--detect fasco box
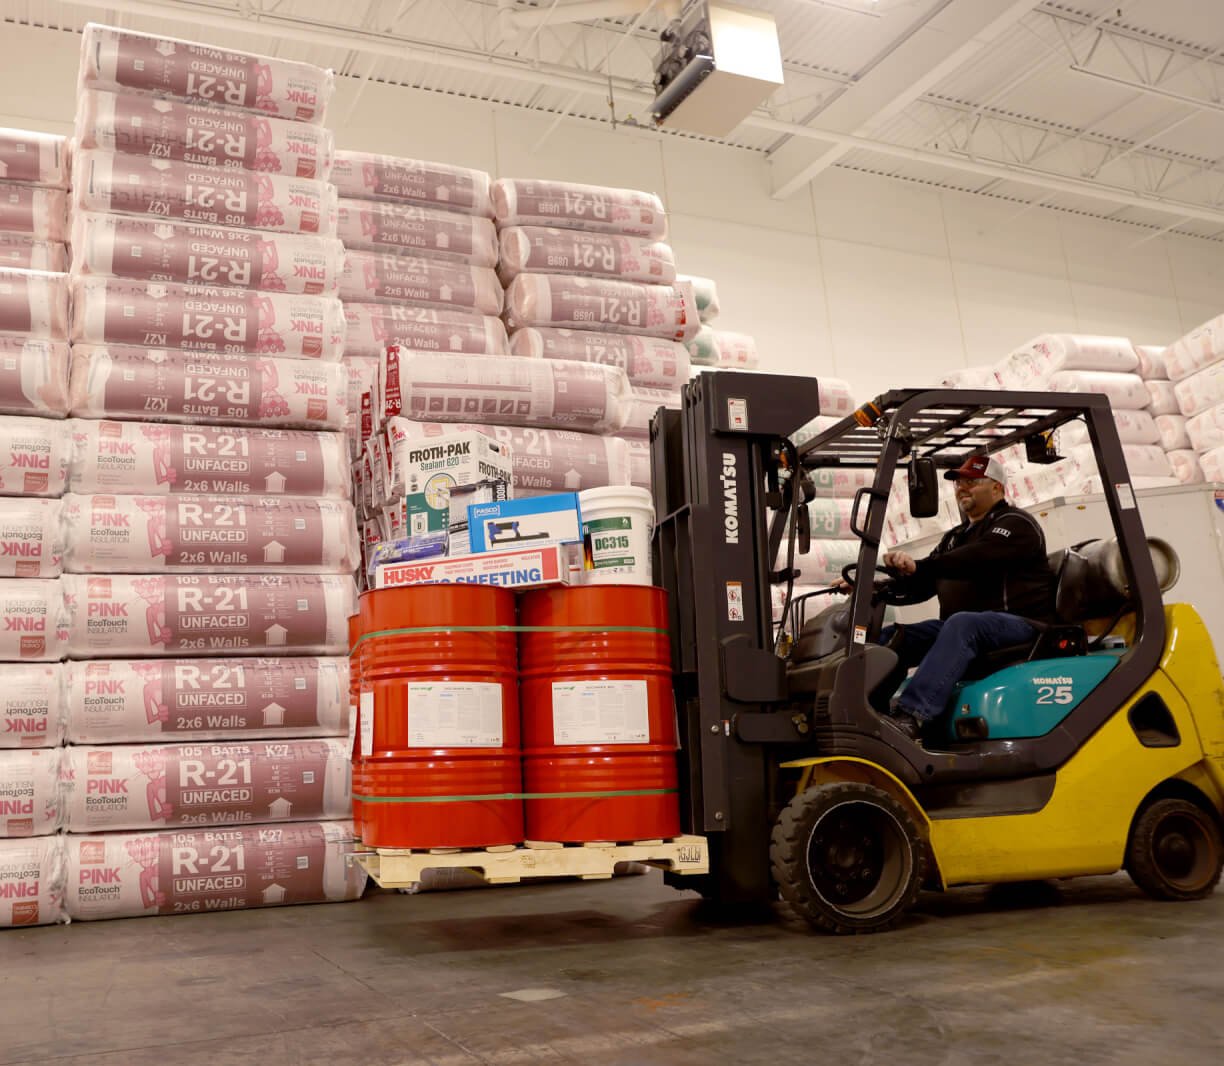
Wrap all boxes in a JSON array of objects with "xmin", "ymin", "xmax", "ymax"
[
  {"xmin": 373, "ymin": 545, "xmax": 573, "ymax": 589},
  {"xmin": 467, "ymin": 494, "xmax": 582, "ymax": 554}
]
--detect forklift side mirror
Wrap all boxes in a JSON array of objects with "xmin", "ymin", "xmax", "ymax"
[{"xmin": 908, "ymin": 457, "xmax": 940, "ymax": 518}]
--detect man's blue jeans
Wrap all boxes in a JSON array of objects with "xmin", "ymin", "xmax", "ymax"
[{"xmin": 880, "ymin": 612, "xmax": 1038, "ymax": 722}]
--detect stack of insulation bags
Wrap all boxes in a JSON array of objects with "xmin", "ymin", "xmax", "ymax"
[
  {"xmin": 0, "ymin": 127, "xmax": 72, "ymax": 929},
  {"xmin": 2, "ymin": 24, "xmax": 368, "ymax": 929},
  {"xmin": 1160, "ymin": 314, "xmax": 1224, "ymax": 483},
  {"xmin": 680, "ymin": 275, "xmax": 760, "ymax": 371}
]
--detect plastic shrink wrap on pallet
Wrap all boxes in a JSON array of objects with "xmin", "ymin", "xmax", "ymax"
[
  {"xmin": 492, "ymin": 178, "xmax": 667, "ymax": 239},
  {"xmin": 497, "ymin": 226, "xmax": 675, "ymax": 285},
  {"xmin": 0, "ymin": 747, "xmax": 64, "ymax": 836},
  {"xmin": 341, "ymin": 301, "xmax": 507, "ymax": 359},
  {"xmin": 0, "ymin": 580, "xmax": 68, "ymax": 662},
  {"xmin": 0, "ymin": 497, "xmax": 63, "ymax": 578},
  {"xmin": 504, "ymin": 274, "xmax": 698, "ymax": 342},
  {"xmin": 339, "ymin": 249, "xmax": 501, "ymax": 314},
  {"xmin": 0, "ymin": 836, "xmax": 66, "ymax": 926},
  {"xmin": 332, "ymin": 149, "xmax": 491, "ymax": 215},
  {"xmin": 336, "ymin": 199, "xmax": 497, "ymax": 266},
  {"xmin": 0, "ymin": 184, "xmax": 69, "ymax": 241},
  {"xmin": 0, "ymin": 664, "xmax": 65, "ymax": 747},
  {"xmin": 0, "ymin": 416, "xmax": 70, "ymax": 497},
  {"xmin": 508, "ymin": 327, "xmax": 690, "ymax": 389},
  {"xmin": 0, "ymin": 268, "xmax": 69, "ymax": 340},
  {"xmin": 0, "ymin": 337, "xmax": 69, "ymax": 417}
]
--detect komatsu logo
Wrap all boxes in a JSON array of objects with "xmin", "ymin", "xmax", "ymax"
[{"xmin": 720, "ymin": 452, "xmax": 739, "ymax": 545}]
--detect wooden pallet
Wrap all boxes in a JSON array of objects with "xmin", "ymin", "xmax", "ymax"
[{"xmin": 350, "ymin": 834, "xmax": 709, "ymax": 889}]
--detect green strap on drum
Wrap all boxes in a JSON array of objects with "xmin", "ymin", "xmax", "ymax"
[
  {"xmin": 351, "ymin": 623, "xmax": 669, "ymax": 650},
  {"xmin": 353, "ymin": 787, "xmax": 678, "ymax": 804}
]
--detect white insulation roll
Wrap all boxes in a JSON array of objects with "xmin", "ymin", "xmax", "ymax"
[
  {"xmin": 331, "ymin": 149, "xmax": 492, "ymax": 216},
  {"xmin": 1057, "ymin": 409, "xmax": 1160, "ymax": 447},
  {"xmin": 1047, "ymin": 370, "xmax": 1149, "ymax": 410},
  {"xmin": 1145, "ymin": 379, "xmax": 1179, "ymax": 416},
  {"xmin": 687, "ymin": 326, "xmax": 759, "ymax": 368},
  {"xmin": 1134, "ymin": 345, "xmax": 1168, "ymax": 381},
  {"xmin": 497, "ymin": 226, "xmax": 676, "ymax": 285},
  {"xmin": 69, "ymin": 345, "xmax": 348, "ymax": 430},
  {"xmin": 0, "ymin": 497, "xmax": 63, "ymax": 578},
  {"xmin": 62, "ymin": 739, "xmax": 351, "ymax": 832},
  {"xmin": 0, "ymin": 128, "xmax": 68, "ymax": 187},
  {"xmin": 76, "ymin": 89, "xmax": 335, "ymax": 179},
  {"xmin": 505, "ymin": 274, "xmax": 698, "ymax": 342},
  {"xmin": 0, "ymin": 747, "xmax": 64, "ymax": 836},
  {"xmin": 1154, "ymin": 414, "xmax": 1190, "ymax": 452},
  {"xmin": 508, "ymin": 327, "xmax": 690, "ymax": 389},
  {"xmin": 0, "ymin": 237, "xmax": 68, "ymax": 272},
  {"xmin": 0, "ymin": 580, "xmax": 67, "ymax": 663},
  {"xmin": 62, "ymin": 573, "xmax": 356, "ymax": 659},
  {"xmin": 67, "ymin": 420, "xmax": 351, "ymax": 498},
  {"xmin": 1166, "ymin": 315, "xmax": 1224, "ymax": 383},
  {"xmin": 336, "ymin": 199, "xmax": 498, "ymax": 266},
  {"xmin": 72, "ymin": 213, "xmax": 344, "ymax": 295},
  {"xmin": 75, "ymin": 150, "xmax": 338, "ymax": 235},
  {"xmin": 1017, "ymin": 334, "xmax": 1139, "ymax": 375},
  {"xmin": 802, "ymin": 539, "xmax": 861, "ymax": 584},
  {"xmin": 1173, "ymin": 360, "xmax": 1224, "ymax": 418},
  {"xmin": 79, "ymin": 23, "xmax": 335, "ymax": 124},
  {"xmin": 1200, "ymin": 445, "xmax": 1224, "ymax": 483},
  {"xmin": 394, "ymin": 352, "xmax": 630, "ymax": 433},
  {"xmin": 492, "ymin": 178, "xmax": 667, "ymax": 239},
  {"xmin": 339, "ymin": 249, "xmax": 502, "ymax": 314},
  {"xmin": 618, "ymin": 385, "xmax": 681, "ymax": 440},
  {"xmin": 0, "ymin": 663, "xmax": 65, "ymax": 747},
  {"xmin": 1168, "ymin": 449, "xmax": 1204, "ymax": 485},
  {"xmin": 1067, "ymin": 442, "xmax": 1173, "ymax": 479},
  {"xmin": 0, "ymin": 337, "xmax": 69, "ymax": 417},
  {"xmin": 64, "ymin": 821, "xmax": 364, "ymax": 921},
  {"xmin": 343, "ymin": 302, "xmax": 507, "ymax": 359},
  {"xmin": 0, "ymin": 183, "xmax": 68, "ymax": 241},
  {"xmin": 0, "ymin": 835, "xmax": 66, "ymax": 926},
  {"xmin": 70, "ymin": 276, "xmax": 346, "ymax": 360},
  {"xmin": 0, "ymin": 267, "xmax": 69, "ymax": 341},
  {"xmin": 0, "ymin": 416, "xmax": 70, "ymax": 497},
  {"xmin": 65, "ymin": 657, "xmax": 348, "ymax": 744},
  {"xmin": 678, "ymin": 274, "xmax": 720, "ymax": 323},
  {"xmin": 1186, "ymin": 403, "xmax": 1224, "ymax": 453}
]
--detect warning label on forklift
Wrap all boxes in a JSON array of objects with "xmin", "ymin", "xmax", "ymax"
[
  {"xmin": 726, "ymin": 581, "xmax": 744, "ymax": 622},
  {"xmin": 552, "ymin": 680, "xmax": 649, "ymax": 745},
  {"xmin": 406, "ymin": 682, "xmax": 504, "ymax": 748},
  {"xmin": 727, "ymin": 398, "xmax": 748, "ymax": 431},
  {"xmin": 1115, "ymin": 483, "xmax": 1136, "ymax": 509}
]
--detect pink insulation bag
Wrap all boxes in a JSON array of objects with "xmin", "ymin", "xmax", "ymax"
[
  {"xmin": 342, "ymin": 301, "xmax": 507, "ymax": 358},
  {"xmin": 0, "ymin": 416, "xmax": 70, "ymax": 497},
  {"xmin": 508, "ymin": 326, "xmax": 690, "ymax": 389},
  {"xmin": 0, "ymin": 497, "xmax": 64, "ymax": 578},
  {"xmin": 0, "ymin": 237, "xmax": 68, "ymax": 272},
  {"xmin": 0, "ymin": 337, "xmax": 70, "ymax": 417},
  {"xmin": 331, "ymin": 149, "xmax": 492, "ymax": 215},
  {"xmin": 0, "ymin": 747, "xmax": 64, "ymax": 836},
  {"xmin": 492, "ymin": 178, "xmax": 667, "ymax": 239},
  {"xmin": 0, "ymin": 184, "xmax": 69, "ymax": 241},
  {"xmin": 0, "ymin": 664, "xmax": 65, "ymax": 747},
  {"xmin": 0, "ymin": 836, "xmax": 67, "ymax": 926},
  {"xmin": 0, "ymin": 580, "xmax": 69, "ymax": 662},
  {"xmin": 504, "ymin": 274, "xmax": 698, "ymax": 342},
  {"xmin": 0, "ymin": 268, "xmax": 70, "ymax": 341},
  {"xmin": 339, "ymin": 249, "xmax": 502, "ymax": 314},
  {"xmin": 335, "ymin": 199, "xmax": 498, "ymax": 266},
  {"xmin": 0, "ymin": 129, "xmax": 69, "ymax": 187},
  {"xmin": 498, "ymin": 226, "xmax": 675, "ymax": 285}
]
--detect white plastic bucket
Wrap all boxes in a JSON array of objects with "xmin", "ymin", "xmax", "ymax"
[{"xmin": 578, "ymin": 486, "xmax": 654, "ymax": 586}]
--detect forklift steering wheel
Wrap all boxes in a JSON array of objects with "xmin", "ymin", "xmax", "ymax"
[{"xmin": 840, "ymin": 563, "xmax": 900, "ymax": 588}]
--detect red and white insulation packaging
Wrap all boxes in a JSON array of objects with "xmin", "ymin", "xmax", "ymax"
[
  {"xmin": 0, "ymin": 236, "xmax": 68, "ymax": 272},
  {"xmin": 0, "ymin": 268, "xmax": 69, "ymax": 341},
  {"xmin": 497, "ymin": 226, "xmax": 676, "ymax": 285},
  {"xmin": 0, "ymin": 129, "xmax": 69, "ymax": 188},
  {"xmin": 392, "ymin": 352, "xmax": 631, "ymax": 433},
  {"xmin": 509, "ymin": 326, "xmax": 690, "ymax": 389},
  {"xmin": 64, "ymin": 821, "xmax": 364, "ymax": 922},
  {"xmin": 76, "ymin": 89, "xmax": 335, "ymax": 179},
  {"xmin": 335, "ymin": 199, "xmax": 497, "ymax": 266},
  {"xmin": 625, "ymin": 438, "xmax": 650, "ymax": 489},
  {"xmin": 78, "ymin": 22, "xmax": 335, "ymax": 124},
  {"xmin": 1160, "ymin": 315, "xmax": 1224, "ymax": 383},
  {"xmin": 70, "ymin": 276, "xmax": 346, "ymax": 360},
  {"xmin": 342, "ymin": 301, "xmax": 507, "ymax": 359},
  {"xmin": 67, "ymin": 420, "xmax": 351, "ymax": 498},
  {"xmin": 0, "ymin": 580, "xmax": 69, "ymax": 663},
  {"xmin": 492, "ymin": 178, "xmax": 667, "ymax": 239},
  {"xmin": 75, "ymin": 150, "xmax": 338, "ymax": 235},
  {"xmin": 62, "ymin": 573, "xmax": 356, "ymax": 659},
  {"xmin": 339, "ymin": 248, "xmax": 502, "ymax": 314},
  {"xmin": 0, "ymin": 836, "xmax": 67, "ymax": 926},
  {"xmin": 62, "ymin": 739, "xmax": 351, "ymax": 832},
  {"xmin": 62, "ymin": 494, "xmax": 359, "ymax": 575},
  {"xmin": 618, "ymin": 385, "xmax": 682, "ymax": 440},
  {"xmin": 64, "ymin": 657, "xmax": 349, "ymax": 744},
  {"xmin": 0, "ymin": 747, "xmax": 64, "ymax": 836},
  {"xmin": 0, "ymin": 183, "xmax": 69, "ymax": 241},
  {"xmin": 0, "ymin": 416, "xmax": 71, "ymax": 497},
  {"xmin": 0, "ymin": 497, "xmax": 64, "ymax": 578},
  {"xmin": 0, "ymin": 337, "xmax": 70, "ymax": 417},
  {"xmin": 69, "ymin": 346, "xmax": 348, "ymax": 430},
  {"xmin": 72, "ymin": 213, "xmax": 344, "ymax": 295},
  {"xmin": 0, "ymin": 664, "xmax": 66, "ymax": 747},
  {"xmin": 331, "ymin": 149, "xmax": 492, "ymax": 216},
  {"xmin": 504, "ymin": 274, "xmax": 699, "ymax": 342}
]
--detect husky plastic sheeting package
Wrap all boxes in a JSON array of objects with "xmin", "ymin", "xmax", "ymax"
[
  {"xmin": 0, "ymin": 337, "xmax": 70, "ymax": 417},
  {"xmin": 70, "ymin": 277, "xmax": 346, "ymax": 360},
  {"xmin": 508, "ymin": 327, "xmax": 690, "ymax": 389},
  {"xmin": 1165, "ymin": 314, "xmax": 1224, "ymax": 383},
  {"xmin": 0, "ymin": 237, "xmax": 68, "ymax": 272},
  {"xmin": 62, "ymin": 739, "xmax": 350, "ymax": 832},
  {"xmin": 62, "ymin": 495, "xmax": 358, "ymax": 574},
  {"xmin": 0, "ymin": 268, "xmax": 69, "ymax": 341},
  {"xmin": 1047, "ymin": 370, "xmax": 1149, "ymax": 409},
  {"xmin": 0, "ymin": 747, "xmax": 64, "ymax": 836},
  {"xmin": 0, "ymin": 498, "xmax": 64, "ymax": 578},
  {"xmin": 0, "ymin": 664, "xmax": 65, "ymax": 747},
  {"xmin": 79, "ymin": 23, "xmax": 335, "ymax": 124},
  {"xmin": 72, "ymin": 213, "xmax": 344, "ymax": 295},
  {"xmin": 76, "ymin": 89, "xmax": 335, "ymax": 178},
  {"xmin": 336, "ymin": 199, "xmax": 498, "ymax": 266},
  {"xmin": 69, "ymin": 345, "xmax": 348, "ymax": 429},
  {"xmin": 0, "ymin": 416, "xmax": 70, "ymax": 497},
  {"xmin": 68, "ymin": 420, "xmax": 351, "ymax": 498},
  {"xmin": 504, "ymin": 274, "xmax": 698, "ymax": 342},
  {"xmin": 75, "ymin": 151, "xmax": 338, "ymax": 235},
  {"xmin": 331, "ymin": 150, "xmax": 492, "ymax": 215},
  {"xmin": 1173, "ymin": 360, "xmax": 1224, "ymax": 418},
  {"xmin": 62, "ymin": 573, "xmax": 356, "ymax": 658},
  {"xmin": 0, "ymin": 129, "xmax": 69, "ymax": 187},
  {"xmin": 497, "ymin": 226, "xmax": 676, "ymax": 285},
  {"xmin": 0, "ymin": 835, "xmax": 66, "ymax": 926},
  {"xmin": 64, "ymin": 821, "xmax": 364, "ymax": 921},
  {"xmin": 65, "ymin": 657, "xmax": 348, "ymax": 743},
  {"xmin": 339, "ymin": 249, "xmax": 502, "ymax": 314},
  {"xmin": 678, "ymin": 274, "xmax": 720, "ymax": 323},
  {"xmin": 342, "ymin": 301, "xmax": 507, "ymax": 359},
  {"xmin": 0, "ymin": 580, "xmax": 68, "ymax": 663},
  {"xmin": 0, "ymin": 184, "xmax": 69, "ymax": 241},
  {"xmin": 492, "ymin": 179, "xmax": 667, "ymax": 239},
  {"xmin": 393, "ymin": 352, "xmax": 630, "ymax": 433},
  {"xmin": 618, "ymin": 385, "xmax": 681, "ymax": 439}
]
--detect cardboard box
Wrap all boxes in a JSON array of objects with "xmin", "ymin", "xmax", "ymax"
[
  {"xmin": 467, "ymin": 493, "xmax": 582, "ymax": 554},
  {"xmin": 385, "ymin": 425, "xmax": 514, "ymax": 501},
  {"xmin": 373, "ymin": 545, "xmax": 574, "ymax": 589}
]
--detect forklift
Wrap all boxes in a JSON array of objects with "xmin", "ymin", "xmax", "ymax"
[{"xmin": 649, "ymin": 372, "xmax": 1224, "ymax": 933}]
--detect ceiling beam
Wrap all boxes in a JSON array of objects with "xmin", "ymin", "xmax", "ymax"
[{"xmin": 767, "ymin": 0, "xmax": 1043, "ymax": 200}]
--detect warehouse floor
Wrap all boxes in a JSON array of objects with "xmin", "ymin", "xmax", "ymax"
[{"xmin": 4, "ymin": 871, "xmax": 1222, "ymax": 1065}]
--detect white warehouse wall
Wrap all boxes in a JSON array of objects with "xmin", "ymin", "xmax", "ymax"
[{"xmin": 3, "ymin": 22, "xmax": 1223, "ymax": 402}]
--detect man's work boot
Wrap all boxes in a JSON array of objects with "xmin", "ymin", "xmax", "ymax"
[{"xmin": 883, "ymin": 708, "xmax": 923, "ymax": 742}]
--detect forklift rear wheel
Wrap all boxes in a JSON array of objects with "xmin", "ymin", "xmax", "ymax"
[
  {"xmin": 770, "ymin": 782, "xmax": 926, "ymax": 934},
  {"xmin": 1125, "ymin": 798, "xmax": 1224, "ymax": 901}
]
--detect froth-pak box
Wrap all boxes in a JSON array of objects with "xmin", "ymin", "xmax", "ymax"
[{"xmin": 387, "ymin": 429, "xmax": 514, "ymax": 535}]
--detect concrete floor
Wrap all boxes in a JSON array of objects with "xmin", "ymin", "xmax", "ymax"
[{"xmin": 2, "ymin": 872, "xmax": 1222, "ymax": 1066}]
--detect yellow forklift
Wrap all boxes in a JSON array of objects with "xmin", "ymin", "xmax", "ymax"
[{"xmin": 649, "ymin": 374, "xmax": 1224, "ymax": 932}]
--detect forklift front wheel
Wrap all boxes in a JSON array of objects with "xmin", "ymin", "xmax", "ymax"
[
  {"xmin": 770, "ymin": 782, "xmax": 926, "ymax": 935},
  {"xmin": 1125, "ymin": 798, "xmax": 1224, "ymax": 901}
]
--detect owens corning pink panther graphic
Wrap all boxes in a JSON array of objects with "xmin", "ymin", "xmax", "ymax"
[
  {"xmin": 130, "ymin": 748, "xmax": 170, "ymax": 822},
  {"xmin": 123, "ymin": 835, "xmax": 164, "ymax": 909}
]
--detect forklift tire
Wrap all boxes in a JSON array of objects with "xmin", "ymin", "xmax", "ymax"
[
  {"xmin": 1125, "ymin": 798, "xmax": 1224, "ymax": 901},
  {"xmin": 770, "ymin": 782, "xmax": 926, "ymax": 934}
]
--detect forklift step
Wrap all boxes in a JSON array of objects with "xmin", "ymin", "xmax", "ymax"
[{"xmin": 350, "ymin": 835, "xmax": 709, "ymax": 889}]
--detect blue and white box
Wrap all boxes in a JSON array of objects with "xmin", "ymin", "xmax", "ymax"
[{"xmin": 467, "ymin": 494, "xmax": 583, "ymax": 554}]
